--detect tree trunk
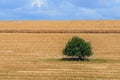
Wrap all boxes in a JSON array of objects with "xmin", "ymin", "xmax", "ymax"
[{"xmin": 78, "ymin": 57, "xmax": 84, "ymax": 61}]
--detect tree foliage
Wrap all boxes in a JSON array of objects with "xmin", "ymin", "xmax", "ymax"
[{"xmin": 62, "ymin": 36, "xmax": 93, "ymax": 60}]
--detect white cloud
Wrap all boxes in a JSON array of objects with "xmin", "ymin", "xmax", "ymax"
[
  {"xmin": 31, "ymin": 0, "xmax": 47, "ymax": 8},
  {"xmin": 75, "ymin": 8, "xmax": 105, "ymax": 19},
  {"xmin": 0, "ymin": 0, "xmax": 120, "ymax": 20}
]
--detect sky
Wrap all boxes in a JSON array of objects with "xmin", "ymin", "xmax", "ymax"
[{"xmin": 0, "ymin": 0, "xmax": 120, "ymax": 20}]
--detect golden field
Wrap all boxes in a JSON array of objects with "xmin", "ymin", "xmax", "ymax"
[
  {"xmin": 0, "ymin": 21, "xmax": 120, "ymax": 80},
  {"xmin": 0, "ymin": 20, "xmax": 120, "ymax": 31}
]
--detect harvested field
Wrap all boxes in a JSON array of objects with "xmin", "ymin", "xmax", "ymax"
[
  {"xmin": 0, "ymin": 21, "xmax": 120, "ymax": 31},
  {"xmin": 0, "ymin": 21, "xmax": 120, "ymax": 80}
]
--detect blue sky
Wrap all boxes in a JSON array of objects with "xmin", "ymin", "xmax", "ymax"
[{"xmin": 0, "ymin": 0, "xmax": 120, "ymax": 20}]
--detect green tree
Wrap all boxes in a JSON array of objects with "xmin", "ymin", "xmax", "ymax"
[{"xmin": 62, "ymin": 36, "xmax": 93, "ymax": 60}]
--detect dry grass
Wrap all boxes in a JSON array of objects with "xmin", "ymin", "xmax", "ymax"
[
  {"xmin": 0, "ymin": 21, "xmax": 120, "ymax": 31},
  {"xmin": 0, "ymin": 21, "xmax": 120, "ymax": 80}
]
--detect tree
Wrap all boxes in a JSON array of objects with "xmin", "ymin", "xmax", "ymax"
[{"xmin": 62, "ymin": 36, "xmax": 93, "ymax": 60}]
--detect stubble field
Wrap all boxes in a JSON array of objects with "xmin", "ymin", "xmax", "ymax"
[{"xmin": 0, "ymin": 21, "xmax": 120, "ymax": 80}]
